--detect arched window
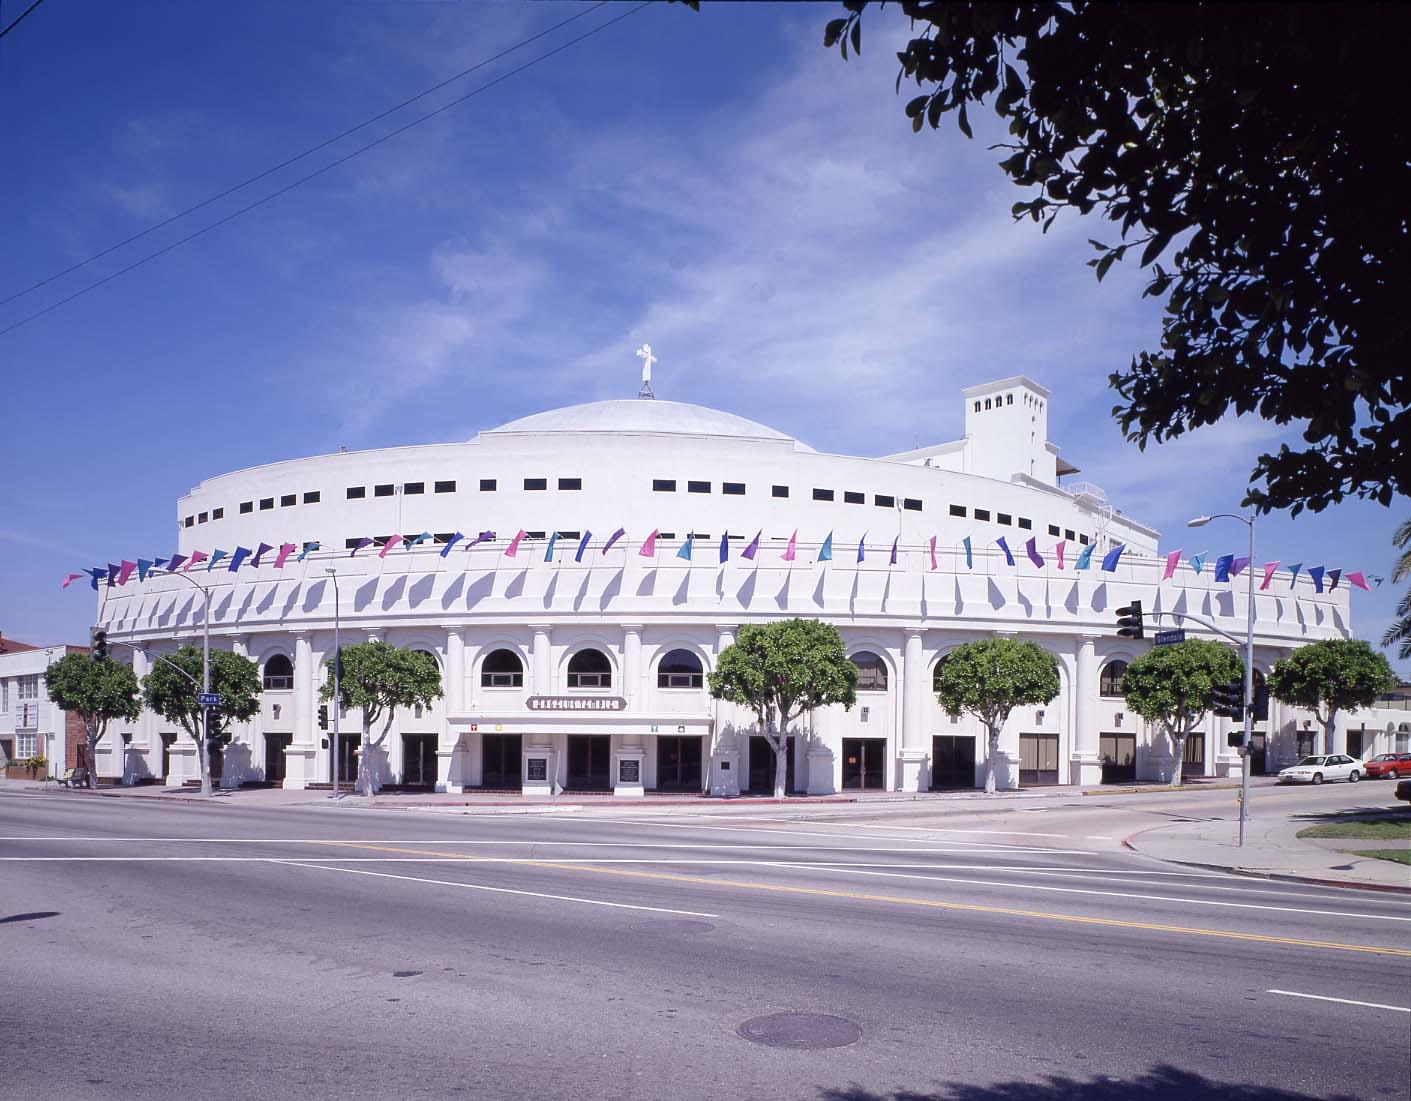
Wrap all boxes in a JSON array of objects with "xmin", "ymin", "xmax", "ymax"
[
  {"xmin": 263, "ymin": 653, "xmax": 293, "ymax": 691},
  {"xmin": 658, "ymin": 649, "xmax": 704, "ymax": 689},
  {"xmin": 567, "ymin": 648, "xmax": 612, "ymax": 689},
  {"xmin": 1099, "ymin": 660, "xmax": 1128, "ymax": 698},
  {"xmin": 481, "ymin": 648, "xmax": 524, "ymax": 688},
  {"xmin": 932, "ymin": 655, "xmax": 949, "ymax": 694},
  {"xmin": 852, "ymin": 651, "xmax": 889, "ymax": 692}
]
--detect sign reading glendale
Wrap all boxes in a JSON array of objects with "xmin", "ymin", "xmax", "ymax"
[{"xmin": 526, "ymin": 695, "xmax": 628, "ymax": 712}]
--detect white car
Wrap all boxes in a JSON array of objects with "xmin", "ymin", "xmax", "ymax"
[{"xmin": 1277, "ymin": 754, "xmax": 1362, "ymax": 784}]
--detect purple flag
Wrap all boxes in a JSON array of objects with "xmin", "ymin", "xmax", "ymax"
[
  {"xmin": 576, "ymin": 531, "xmax": 592, "ymax": 563},
  {"xmin": 251, "ymin": 543, "xmax": 274, "ymax": 568},
  {"xmin": 1327, "ymin": 568, "xmax": 1342, "ymax": 591},
  {"xmin": 350, "ymin": 537, "xmax": 374, "ymax": 557},
  {"xmin": 742, "ymin": 530, "xmax": 761, "ymax": 560},
  {"xmin": 1230, "ymin": 556, "xmax": 1251, "ymax": 577},
  {"xmin": 1025, "ymin": 537, "xmax": 1045, "ymax": 568},
  {"xmin": 106, "ymin": 563, "xmax": 120, "ymax": 586},
  {"xmin": 602, "ymin": 527, "xmax": 625, "ymax": 554},
  {"xmin": 168, "ymin": 554, "xmax": 188, "ymax": 573}
]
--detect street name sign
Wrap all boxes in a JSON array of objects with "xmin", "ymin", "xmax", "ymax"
[
  {"xmin": 197, "ymin": 692, "xmax": 221, "ymax": 707},
  {"xmin": 1153, "ymin": 629, "xmax": 1186, "ymax": 647}
]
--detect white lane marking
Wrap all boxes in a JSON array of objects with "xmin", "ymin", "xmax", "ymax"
[
  {"xmin": 0, "ymin": 852, "xmax": 1094, "ymax": 864},
  {"xmin": 1267, "ymin": 989, "xmax": 1411, "ymax": 1013},
  {"xmin": 770, "ymin": 864, "xmax": 1411, "ymax": 924},
  {"xmin": 270, "ymin": 860, "xmax": 719, "ymax": 917},
  {"xmin": 851, "ymin": 823, "xmax": 1069, "ymax": 839}
]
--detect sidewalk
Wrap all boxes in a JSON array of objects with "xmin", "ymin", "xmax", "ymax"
[{"xmin": 1124, "ymin": 813, "xmax": 1411, "ymax": 893}]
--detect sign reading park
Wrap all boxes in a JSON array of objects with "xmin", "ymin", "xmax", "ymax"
[{"xmin": 526, "ymin": 695, "xmax": 627, "ymax": 712}]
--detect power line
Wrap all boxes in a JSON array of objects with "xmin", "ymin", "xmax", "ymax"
[
  {"xmin": 0, "ymin": 0, "xmax": 47, "ymax": 41},
  {"xmin": 1, "ymin": 1, "xmax": 610, "ymax": 309},
  {"xmin": 0, "ymin": 1, "xmax": 651, "ymax": 339}
]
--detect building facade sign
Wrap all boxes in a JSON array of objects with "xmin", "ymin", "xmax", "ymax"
[{"xmin": 526, "ymin": 695, "xmax": 628, "ymax": 713}]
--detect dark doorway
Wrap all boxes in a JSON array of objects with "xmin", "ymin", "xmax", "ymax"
[
  {"xmin": 264, "ymin": 734, "xmax": 291, "ymax": 785},
  {"xmin": 402, "ymin": 734, "xmax": 437, "ymax": 788},
  {"xmin": 1182, "ymin": 733, "xmax": 1205, "ymax": 777},
  {"xmin": 330, "ymin": 733, "xmax": 359, "ymax": 785},
  {"xmin": 161, "ymin": 732, "xmax": 176, "ymax": 781},
  {"xmin": 481, "ymin": 733, "xmax": 522, "ymax": 789},
  {"xmin": 1248, "ymin": 732, "xmax": 1267, "ymax": 775},
  {"xmin": 1346, "ymin": 729, "xmax": 1366, "ymax": 759},
  {"xmin": 841, "ymin": 738, "xmax": 886, "ymax": 790},
  {"xmin": 930, "ymin": 735, "xmax": 976, "ymax": 790},
  {"xmin": 567, "ymin": 734, "xmax": 612, "ymax": 791},
  {"xmin": 1099, "ymin": 733, "xmax": 1136, "ymax": 783},
  {"xmin": 748, "ymin": 735, "xmax": 796, "ymax": 795},
  {"xmin": 1019, "ymin": 733, "xmax": 1059, "ymax": 786},
  {"xmin": 655, "ymin": 736, "xmax": 703, "ymax": 792}
]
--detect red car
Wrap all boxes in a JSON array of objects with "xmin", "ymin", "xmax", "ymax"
[{"xmin": 1364, "ymin": 752, "xmax": 1411, "ymax": 779}]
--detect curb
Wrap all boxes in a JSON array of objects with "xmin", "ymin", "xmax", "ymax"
[{"xmin": 1084, "ymin": 782, "xmax": 1243, "ymax": 797}]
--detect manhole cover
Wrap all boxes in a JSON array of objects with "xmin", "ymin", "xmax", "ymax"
[
  {"xmin": 628, "ymin": 919, "xmax": 716, "ymax": 934},
  {"xmin": 737, "ymin": 1012, "xmax": 861, "ymax": 1050}
]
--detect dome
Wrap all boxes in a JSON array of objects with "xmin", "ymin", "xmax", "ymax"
[{"xmin": 481, "ymin": 399, "xmax": 803, "ymax": 445}]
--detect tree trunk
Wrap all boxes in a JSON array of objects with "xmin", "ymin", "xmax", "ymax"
[
  {"xmin": 984, "ymin": 728, "xmax": 1000, "ymax": 794},
  {"xmin": 1169, "ymin": 730, "xmax": 1185, "ymax": 787},
  {"xmin": 197, "ymin": 730, "xmax": 212, "ymax": 798},
  {"xmin": 357, "ymin": 718, "xmax": 374, "ymax": 797},
  {"xmin": 773, "ymin": 733, "xmax": 788, "ymax": 800},
  {"xmin": 1322, "ymin": 713, "xmax": 1337, "ymax": 756},
  {"xmin": 85, "ymin": 717, "xmax": 99, "ymax": 790}
]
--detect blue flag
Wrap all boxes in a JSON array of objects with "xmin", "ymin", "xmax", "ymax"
[
  {"xmin": 1074, "ymin": 544, "xmax": 1095, "ymax": 570},
  {"xmin": 818, "ymin": 532, "xmax": 832, "ymax": 562},
  {"xmin": 718, "ymin": 532, "xmax": 729, "ymax": 564},
  {"xmin": 88, "ymin": 567, "xmax": 105, "ymax": 591},
  {"xmin": 996, "ymin": 537, "xmax": 1014, "ymax": 567},
  {"xmin": 1287, "ymin": 562, "xmax": 1302, "ymax": 588},
  {"xmin": 1309, "ymin": 565, "xmax": 1325, "ymax": 593},
  {"xmin": 677, "ymin": 533, "xmax": 694, "ymax": 561},
  {"xmin": 1189, "ymin": 552, "xmax": 1207, "ymax": 574},
  {"xmin": 137, "ymin": 558, "xmax": 153, "ymax": 582},
  {"xmin": 963, "ymin": 536, "xmax": 973, "ymax": 569},
  {"xmin": 576, "ymin": 531, "xmax": 593, "ymax": 563},
  {"xmin": 1100, "ymin": 544, "xmax": 1126, "ymax": 573},
  {"xmin": 228, "ymin": 547, "xmax": 252, "ymax": 571},
  {"xmin": 441, "ymin": 532, "xmax": 464, "ymax": 557},
  {"xmin": 857, "ymin": 533, "xmax": 867, "ymax": 563},
  {"xmin": 1214, "ymin": 553, "xmax": 1234, "ymax": 582},
  {"xmin": 544, "ymin": 532, "xmax": 559, "ymax": 562},
  {"xmin": 298, "ymin": 542, "xmax": 320, "ymax": 562}
]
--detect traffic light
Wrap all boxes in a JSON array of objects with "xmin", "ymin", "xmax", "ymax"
[
  {"xmin": 1211, "ymin": 680, "xmax": 1244, "ymax": 719},
  {"xmin": 1115, "ymin": 600, "xmax": 1144, "ymax": 639},
  {"xmin": 317, "ymin": 705, "xmax": 329, "ymax": 731},
  {"xmin": 90, "ymin": 628, "xmax": 108, "ymax": 662},
  {"xmin": 1252, "ymin": 682, "xmax": 1269, "ymax": 722}
]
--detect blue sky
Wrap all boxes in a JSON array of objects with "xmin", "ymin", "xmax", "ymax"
[{"xmin": 1, "ymin": 1, "xmax": 1403, "ymax": 673}]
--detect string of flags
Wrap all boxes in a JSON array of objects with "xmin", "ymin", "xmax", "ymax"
[{"xmin": 64, "ymin": 527, "xmax": 1383, "ymax": 597}]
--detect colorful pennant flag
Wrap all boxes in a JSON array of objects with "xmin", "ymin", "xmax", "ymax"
[
  {"xmin": 169, "ymin": 553, "xmax": 188, "ymax": 572},
  {"xmin": 544, "ymin": 532, "xmax": 560, "ymax": 562},
  {"xmin": 274, "ymin": 543, "xmax": 296, "ymax": 569},
  {"xmin": 1074, "ymin": 544, "xmax": 1095, "ymax": 571},
  {"xmin": 379, "ymin": 535, "xmax": 404, "ymax": 558},
  {"xmin": 1055, "ymin": 540, "xmax": 1066, "ymax": 570},
  {"xmin": 117, "ymin": 560, "xmax": 137, "ymax": 585},
  {"xmin": 104, "ymin": 563, "xmax": 119, "ymax": 586},
  {"xmin": 298, "ymin": 541, "xmax": 319, "ymax": 562},
  {"xmin": 718, "ymin": 532, "xmax": 729, "ymax": 565},
  {"xmin": 576, "ymin": 531, "xmax": 592, "ymax": 563},
  {"xmin": 1309, "ymin": 565, "xmax": 1325, "ymax": 593},
  {"xmin": 1163, "ymin": 550, "xmax": 1181, "ymax": 581},
  {"xmin": 61, "ymin": 572, "xmax": 85, "ymax": 589},
  {"xmin": 639, "ymin": 530, "xmax": 659, "ymax": 557},
  {"xmin": 505, "ymin": 531, "xmax": 526, "ymax": 557},
  {"xmin": 929, "ymin": 536, "xmax": 938, "ymax": 571},
  {"xmin": 229, "ymin": 547, "xmax": 252, "ymax": 571},
  {"xmin": 350, "ymin": 538, "xmax": 373, "ymax": 557},
  {"xmin": 676, "ymin": 533, "xmax": 694, "ymax": 561},
  {"xmin": 406, "ymin": 532, "xmax": 431, "ymax": 548},
  {"xmin": 996, "ymin": 537, "xmax": 1015, "ymax": 567},
  {"xmin": 1259, "ymin": 561, "xmax": 1281, "ymax": 591},
  {"xmin": 857, "ymin": 534, "xmax": 867, "ymax": 563},
  {"xmin": 208, "ymin": 550, "xmax": 228, "ymax": 570},
  {"xmin": 1287, "ymin": 562, "xmax": 1302, "ymax": 587},
  {"xmin": 1100, "ymin": 544, "xmax": 1125, "ymax": 573},
  {"xmin": 87, "ymin": 567, "xmax": 105, "ymax": 590},
  {"xmin": 1347, "ymin": 571, "xmax": 1371, "ymax": 591},
  {"xmin": 742, "ymin": 530, "xmax": 761, "ymax": 560},
  {"xmin": 602, "ymin": 527, "xmax": 625, "ymax": 554},
  {"xmin": 468, "ymin": 530, "xmax": 495, "ymax": 549},
  {"xmin": 963, "ymin": 536, "xmax": 973, "ymax": 569},
  {"xmin": 1327, "ymin": 568, "xmax": 1342, "ymax": 591},
  {"xmin": 137, "ymin": 558, "xmax": 153, "ymax": 582},
  {"xmin": 441, "ymin": 532, "xmax": 464, "ymax": 557},
  {"xmin": 818, "ymin": 532, "xmax": 833, "ymax": 562},
  {"xmin": 153, "ymin": 558, "xmax": 169, "ymax": 570},
  {"xmin": 1230, "ymin": 556, "xmax": 1250, "ymax": 577},
  {"xmin": 1214, "ymin": 553, "xmax": 1233, "ymax": 582},
  {"xmin": 187, "ymin": 551, "xmax": 208, "ymax": 571},
  {"xmin": 251, "ymin": 543, "xmax": 274, "ymax": 568},
  {"xmin": 783, "ymin": 531, "xmax": 797, "ymax": 561},
  {"xmin": 1026, "ymin": 537, "xmax": 1044, "ymax": 569},
  {"xmin": 1189, "ymin": 552, "xmax": 1207, "ymax": 574},
  {"xmin": 889, "ymin": 537, "xmax": 899, "ymax": 566}
]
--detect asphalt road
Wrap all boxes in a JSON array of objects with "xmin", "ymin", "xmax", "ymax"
[{"xmin": 3, "ymin": 789, "xmax": 1408, "ymax": 1100}]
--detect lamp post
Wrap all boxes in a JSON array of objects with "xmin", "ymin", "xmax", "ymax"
[
  {"xmin": 1188, "ymin": 511, "xmax": 1255, "ymax": 847},
  {"xmin": 325, "ymin": 568, "xmax": 342, "ymax": 798}
]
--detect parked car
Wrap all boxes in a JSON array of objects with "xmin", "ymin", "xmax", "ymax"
[
  {"xmin": 1364, "ymin": 752, "xmax": 1411, "ymax": 780},
  {"xmin": 1277, "ymin": 754, "xmax": 1362, "ymax": 785},
  {"xmin": 1395, "ymin": 779, "xmax": 1411, "ymax": 804}
]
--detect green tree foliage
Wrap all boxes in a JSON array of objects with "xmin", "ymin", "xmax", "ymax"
[
  {"xmin": 320, "ymin": 641, "xmax": 442, "ymax": 796},
  {"xmin": 1120, "ymin": 640, "xmax": 1241, "ymax": 786},
  {"xmin": 708, "ymin": 619, "xmax": 857, "ymax": 798},
  {"xmin": 42, "ymin": 653, "xmax": 141, "ymax": 790},
  {"xmin": 141, "ymin": 647, "xmax": 260, "ymax": 797},
  {"xmin": 1268, "ymin": 639, "xmax": 1396, "ymax": 757},
  {"xmin": 932, "ymin": 638, "xmax": 1059, "ymax": 793},
  {"xmin": 1381, "ymin": 519, "xmax": 1411, "ymax": 661},
  {"xmin": 824, "ymin": 2, "xmax": 1410, "ymax": 515}
]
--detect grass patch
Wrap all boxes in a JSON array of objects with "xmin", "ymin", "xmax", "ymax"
[
  {"xmin": 1296, "ymin": 819, "xmax": 1411, "ymax": 841},
  {"xmin": 1347, "ymin": 849, "xmax": 1411, "ymax": 867}
]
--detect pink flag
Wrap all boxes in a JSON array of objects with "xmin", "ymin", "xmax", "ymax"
[
  {"xmin": 1346, "ymin": 571, "xmax": 1371, "ymax": 591},
  {"xmin": 1163, "ymin": 550, "xmax": 1181, "ymax": 581},
  {"xmin": 116, "ymin": 561, "xmax": 137, "ymax": 585},
  {"xmin": 61, "ymin": 572, "xmax": 84, "ymax": 589},
  {"xmin": 782, "ymin": 531, "xmax": 797, "ymax": 561},
  {"xmin": 639, "ymin": 529, "xmax": 659, "ymax": 557},
  {"xmin": 186, "ymin": 551, "xmax": 208, "ymax": 571},
  {"xmin": 1055, "ymin": 541, "xmax": 1066, "ymax": 570},
  {"xmin": 379, "ymin": 534, "xmax": 404, "ymax": 558},
  {"xmin": 273, "ymin": 542, "xmax": 297, "ymax": 569},
  {"xmin": 929, "ymin": 536, "xmax": 938, "ymax": 571},
  {"xmin": 505, "ymin": 530, "xmax": 526, "ymax": 557},
  {"xmin": 1259, "ymin": 561, "xmax": 1281, "ymax": 591}
]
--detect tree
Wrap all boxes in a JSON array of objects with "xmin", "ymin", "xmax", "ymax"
[
  {"xmin": 320, "ymin": 641, "xmax": 442, "ymax": 796},
  {"xmin": 708, "ymin": 619, "xmax": 858, "ymax": 798},
  {"xmin": 1268, "ymin": 639, "xmax": 1396, "ymax": 757},
  {"xmin": 824, "ymin": 3, "xmax": 1410, "ymax": 515},
  {"xmin": 932, "ymin": 638, "xmax": 1059, "ymax": 794},
  {"xmin": 141, "ymin": 647, "xmax": 260, "ymax": 797},
  {"xmin": 42, "ymin": 654, "xmax": 141, "ymax": 790},
  {"xmin": 1380, "ymin": 519, "xmax": 1411, "ymax": 661},
  {"xmin": 1120, "ymin": 640, "xmax": 1241, "ymax": 786}
]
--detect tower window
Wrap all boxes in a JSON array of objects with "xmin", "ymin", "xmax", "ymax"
[
  {"xmin": 903, "ymin": 498, "xmax": 922, "ymax": 512},
  {"xmin": 347, "ymin": 487, "xmax": 365, "ymax": 500},
  {"xmin": 974, "ymin": 508, "xmax": 990, "ymax": 522},
  {"xmin": 524, "ymin": 478, "xmax": 547, "ymax": 491},
  {"xmin": 435, "ymin": 480, "xmax": 456, "ymax": 493},
  {"xmin": 653, "ymin": 479, "xmax": 677, "ymax": 492},
  {"xmin": 812, "ymin": 488, "xmax": 834, "ymax": 502},
  {"xmin": 772, "ymin": 485, "xmax": 789, "ymax": 498},
  {"xmin": 843, "ymin": 491, "xmax": 864, "ymax": 505},
  {"xmin": 403, "ymin": 482, "xmax": 425, "ymax": 495},
  {"xmin": 558, "ymin": 477, "xmax": 582, "ymax": 491},
  {"xmin": 281, "ymin": 494, "xmax": 296, "ymax": 507},
  {"xmin": 950, "ymin": 505, "xmax": 967, "ymax": 518},
  {"xmin": 240, "ymin": 501, "xmax": 254, "ymax": 514},
  {"xmin": 303, "ymin": 491, "xmax": 320, "ymax": 505},
  {"xmin": 480, "ymin": 479, "xmax": 497, "ymax": 491},
  {"xmin": 374, "ymin": 484, "xmax": 394, "ymax": 497},
  {"xmin": 722, "ymin": 482, "xmax": 746, "ymax": 496},
  {"xmin": 688, "ymin": 480, "xmax": 711, "ymax": 494},
  {"xmin": 997, "ymin": 513, "xmax": 1012, "ymax": 526}
]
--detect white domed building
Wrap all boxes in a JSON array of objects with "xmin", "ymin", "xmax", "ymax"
[{"xmin": 95, "ymin": 375, "xmax": 1358, "ymax": 795}]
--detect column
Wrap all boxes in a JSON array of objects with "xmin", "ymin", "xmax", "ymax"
[
  {"xmin": 227, "ymin": 636, "xmax": 251, "ymax": 788},
  {"xmin": 896, "ymin": 628, "xmax": 927, "ymax": 792},
  {"xmin": 129, "ymin": 646, "xmax": 150, "ymax": 784},
  {"xmin": 282, "ymin": 633, "xmax": 314, "ymax": 790},
  {"xmin": 530, "ymin": 625, "xmax": 552, "ymax": 692},
  {"xmin": 709, "ymin": 626, "xmax": 740, "ymax": 796},
  {"xmin": 523, "ymin": 626, "xmax": 554, "ymax": 797},
  {"xmin": 622, "ymin": 625, "xmax": 643, "ymax": 705},
  {"xmin": 1070, "ymin": 635, "xmax": 1102, "ymax": 786},
  {"xmin": 438, "ymin": 628, "xmax": 465, "ymax": 793}
]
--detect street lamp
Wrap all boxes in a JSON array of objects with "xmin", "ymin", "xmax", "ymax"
[
  {"xmin": 325, "ymin": 568, "xmax": 342, "ymax": 798},
  {"xmin": 1188, "ymin": 511, "xmax": 1256, "ymax": 847}
]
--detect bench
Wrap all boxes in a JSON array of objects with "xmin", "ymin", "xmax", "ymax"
[{"xmin": 55, "ymin": 767, "xmax": 89, "ymax": 789}]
